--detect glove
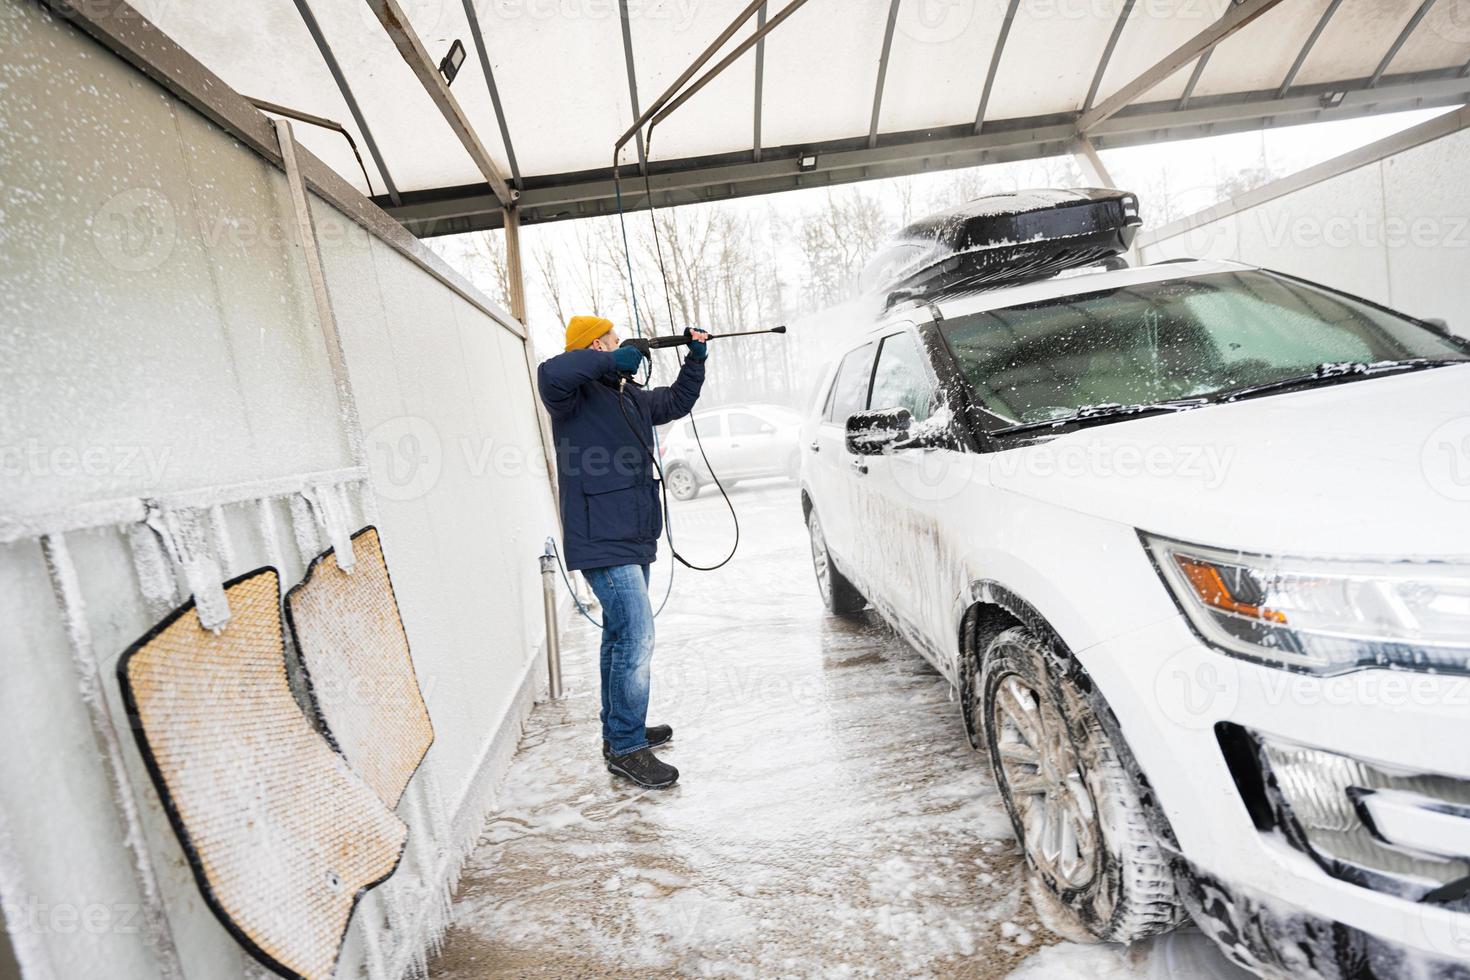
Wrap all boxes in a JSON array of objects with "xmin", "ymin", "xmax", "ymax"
[
  {"xmin": 683, "ymin": 328, "xmax": 708, "ymax": 361},
  {"xmin": 611, "ymin": 345, "xmax": 646, "ymax": 375}
]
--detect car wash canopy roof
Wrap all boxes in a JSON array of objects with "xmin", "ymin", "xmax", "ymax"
[{"xmin": 131, "ymin": 0, "xmax": 1470, "ymax": 235}]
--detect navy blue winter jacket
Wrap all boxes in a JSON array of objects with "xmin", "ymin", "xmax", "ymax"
[{"xmin": 537, "ymin": 348, "xmax": 705, "ymax": 571}]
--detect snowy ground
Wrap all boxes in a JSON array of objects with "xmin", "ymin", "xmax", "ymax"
[{"xmin": 429, "ymin": 480, "xmax": 1250, "ymax": 979}]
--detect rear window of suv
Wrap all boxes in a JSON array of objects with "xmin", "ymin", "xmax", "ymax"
[{"xmin": 940, "ymin": 270, "xmax": 1470, "ymax": 424}]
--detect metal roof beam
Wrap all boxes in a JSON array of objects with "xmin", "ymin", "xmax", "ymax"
[
  {"xmin": 753, "ymin": 2, "xmax": 767, "ymax": 162},
  {"xmin": 387, "ymin": 71, "xmax": 1470, "ymax": 235},
  {"xmin": 1083, "ymin": 0, "xmax": 1136, "ymax": 113},
  {"xmin": 615, "ymin": 0, "xmax": 769, "ymax": 167},
  {"xmin": 462, "ymin": 0, "xmax": 522, "ymax": 188},
  {"xmin": 973, "ymin": 0, "xmax": 1020, "ymax": 134},
  {"xmin": 363, "ymin": 0, "xmax": 513, "ymax": 205},
  {"xmin": 868, "ymin": 0, "xmax": 903, "ymax": 148},
  {"xmin": 1277, "ymin": 0, "xmax": 1343, "ymax": 98},
  {"xmin": 1071, "ymin": 135, "xmax": 1115, "ymax": 188},
  {"xmin": 1177, "ymin": 49, "xmax": 1212, "ymax": 110},
  {"xmin": 1078, "ymin": 0, "xmax": 1288, "ymax": 133},
  {"xmin": 647, "ymin": 0, "xmax": 814, "ymax": 133},
  {"xmin": 1369, "ymin": 0, "xmax": 1439, "ymax": 89},
  {"xmin": 293, "ymin": 0, "xmax": 400, "ymax": 205},
  {"xmin": 616, "ymin": 0, "xmax": 648, "ymax": 170},
  {"xmin": 1137, "ymin": 101, "xmax": 1470, "ymax": 251}
]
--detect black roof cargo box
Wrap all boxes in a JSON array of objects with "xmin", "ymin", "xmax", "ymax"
[{"xmin": 861, "ymin": 188, "xmax": 1141, "ymax": 305}]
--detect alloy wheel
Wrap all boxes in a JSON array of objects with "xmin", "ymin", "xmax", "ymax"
[
  {"xmin": 808, "ymin": 513, "xmax": 832, "ymax": 605},
  {"xmin": 992, "ymin": 674, "xmax": 1099, "ymax": 890}
]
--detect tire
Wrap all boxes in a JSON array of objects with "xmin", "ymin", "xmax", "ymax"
[
  {"xmin": 806, "ymin": 509, "xmax": 865, "ymax": 616},
  {"xmin": 981, "ymin": 626, "xmax": 1184, "ymax": 944},
  {"xmin": 666, "ymin": 464, "xmax": 700, "ymax": 501}
]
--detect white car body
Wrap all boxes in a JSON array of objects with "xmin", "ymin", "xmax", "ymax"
[
  {"xmin": 800, "ymin": 258, "xmax": 1470, "ymax": 976},
  {"xmin": 660, "ymin": 403, "xmax": 803, "ymax": 494}
]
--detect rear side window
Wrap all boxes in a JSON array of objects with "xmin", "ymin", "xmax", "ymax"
[
  {"xmin": 825, "ymin": 343, "xmax": 876, "ymax": 424},
  {"xmin": 684, "ymin": 416, "xmax": 722, "ymax": 438},
  {"xmin": 728, "ymin": 413, "xmax": 766, "ymax": 436},
  {"xmin": 869, "ymin": 332, "xmax": 936, "ymax": 422}
]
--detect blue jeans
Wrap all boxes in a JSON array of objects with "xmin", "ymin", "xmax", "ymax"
[{"xmin": 582, "ymin": 564, "xmax": 654, "ymax": 756}]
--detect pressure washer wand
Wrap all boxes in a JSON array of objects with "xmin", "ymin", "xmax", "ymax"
[{"xmin": 619, "ymin": 325, "xmax": 786, "ymax": 357}]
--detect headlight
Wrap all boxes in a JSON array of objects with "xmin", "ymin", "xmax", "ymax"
[{"xmin": 1142, "ymin": 533, "xmax": 1470, "ymax": 674}]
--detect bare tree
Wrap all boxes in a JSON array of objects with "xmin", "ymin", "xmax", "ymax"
[{"xmin": 532, "ymin": 240, "xmax": 566, "ymax": 326}]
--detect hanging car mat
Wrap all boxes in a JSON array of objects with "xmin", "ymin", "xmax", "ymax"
[
  {"xmin": 285, "ymin": 527, "xmax": 434, "ymax": 809},
  {"xmin": 117, "ymin": 567, "xmax": 408, "ymax": 980}
]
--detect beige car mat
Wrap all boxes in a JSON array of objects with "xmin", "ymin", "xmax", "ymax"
[
  {"xmin": 285, "ymin": 526, "xmax": 435, "ymax": 809},
  {"xmin": 118, "ymin": 566, "xmax": 408, "ymax": 980}
]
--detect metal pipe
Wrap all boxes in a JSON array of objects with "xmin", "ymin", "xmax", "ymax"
[
  {"xmin": 612, "ymin": 0, "xmax": 769, "ymax": 166},
  {"xmin": 646, "ymin": 0, "xmax": 813, "ymax": 135},
  {"xmin": 539, "ymin": 546, "xmax": 564, "ymax": 700}
]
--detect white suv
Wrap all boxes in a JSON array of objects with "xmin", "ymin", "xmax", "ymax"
[{"xmin": 800, "ymin": 248, "xmax": 1470, "ymax": 977}]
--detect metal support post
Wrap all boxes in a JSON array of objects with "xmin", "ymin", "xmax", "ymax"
[{"xmin": 538, "ymin": 546, "xmax": 564, "ymax": 700}]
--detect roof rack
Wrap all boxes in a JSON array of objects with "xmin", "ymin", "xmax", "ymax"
[{"xmin": 861, "ymin": 188, "xmax": 1141, "ymax": 307}]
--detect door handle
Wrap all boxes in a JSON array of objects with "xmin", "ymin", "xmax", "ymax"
[
  {"xmin": 850, "ymin": 458, "xmax": 868, "ymax": 476},
  {"xmin": 730, "ymin": 443, "xmax": 741, "ymax": 448},
  {"xmin": 810, "ymin": 441, "xmax": 820, "ymax": 453}
]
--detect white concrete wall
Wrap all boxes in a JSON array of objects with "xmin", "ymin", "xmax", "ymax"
[
  {"xmin": 1137, "ymin": 116, "xmax": 1470, "ymax": 335},
  {"xmin": 0, "ymin": 3, "xmax": 557, "ymax": 978}
]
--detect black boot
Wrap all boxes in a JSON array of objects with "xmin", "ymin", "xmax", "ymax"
[
  {"xmin": 602, "ymin": 725, "xmax": 673, "ymax": 759},
  {"xmin": 606, "ymin": 747, "xmax": 679, "ymax": 789}
]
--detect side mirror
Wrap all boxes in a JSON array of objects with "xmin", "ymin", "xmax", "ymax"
[
  {"xmin": 846, "ymin": 408, "xmax": 912, "ymax": 456},
  {"xmin": 1424, "ymin": 317, "xmax": 1452, "ymax": 337},
  {"xmin": 760, "ymin": 423, "xmax": 776, "ymax": 434}
]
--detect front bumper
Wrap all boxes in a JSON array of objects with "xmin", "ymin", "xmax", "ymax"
[{"xmin": 1080, "ymin": 615, "xmax": 1470, "ymax": 976}]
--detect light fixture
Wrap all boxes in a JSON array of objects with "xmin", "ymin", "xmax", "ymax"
[
  {"xmin": 439, "ymin": 39, "xmax": 466, "ymax": 86},
  {"xmin": 798, "ymin": 153, "xmax": 818, "ymax": 173}
]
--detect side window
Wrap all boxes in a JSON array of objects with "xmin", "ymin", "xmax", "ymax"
[
  {"xmin": 728, "ymin": 413, "xmax": 766, "ymax": 436},
  {"xmin": 824, "ymin": 343, "xmax": 876, "ymax": 424},
  {"xmin": 684, "ymin": 416, "xmax": 722, "ymax": 438},
  {"xmin": 869, "ymin": 332, "xmax": 937, "ymax": 422}
]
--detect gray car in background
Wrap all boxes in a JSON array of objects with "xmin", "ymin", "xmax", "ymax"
[{"xmin": 659, "ymin": 404, "xmax": 803, "ymax": 500}]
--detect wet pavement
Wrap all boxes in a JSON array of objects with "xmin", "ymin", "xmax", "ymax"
[{"xmin": 429, "ymin": 480, "xmax": 1246, "ymax": 979}]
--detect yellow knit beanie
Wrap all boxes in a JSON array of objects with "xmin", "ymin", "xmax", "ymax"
[{"xmin": 565, "ymin": 315, "xmax": 614, "ymax": 351}]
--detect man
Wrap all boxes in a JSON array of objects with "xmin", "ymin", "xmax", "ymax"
[{"xmin": 537, "ymin": 315, "xmax": 709, "ymax": 789}]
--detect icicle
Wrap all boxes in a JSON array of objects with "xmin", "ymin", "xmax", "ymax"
[
  {"xmin": 353, "ymin": 476, "xmax": 380, "ymax": 525},
  {"xmin": 146, "ymin": 506, "xmax": 229, "ymax": 632},
  {"xmin": 255, "ymin": 497, "xmax": 288, "ymax": 577},
  {"xmin": 305, "ymin": 483, "xmax": 356, "ymax": 571},
  {"xmin": 288, "ymin": 493, "xmax": 321, "ymax": 565},
  {"xmin": 126, "ymin": 521, "xmax": 178, "ymax": 615},
  {"xmin": 39, "ymin": 534, "xmax": 185, "ymax": 978},
  {"xmin": 208, "ymin": 504, "xmax": 236, "ymax": 578}
]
